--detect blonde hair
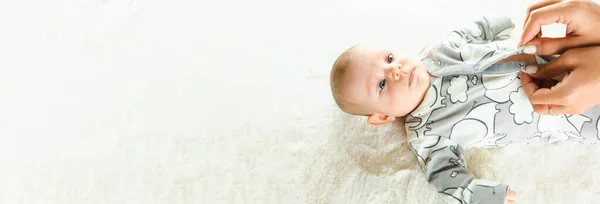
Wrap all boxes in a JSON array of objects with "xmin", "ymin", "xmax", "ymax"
[{"xmin": 329, "ymin": 45, "xmax": 369, "ymax": 116}]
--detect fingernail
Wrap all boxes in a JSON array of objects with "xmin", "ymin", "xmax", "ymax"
[
  {"xmin": 521, "ymin": 65, "xmax": 537, "ymax": 74},
  {"xmin": 523, "ymin": 45, "xmax": 537, "ymax": 54}
]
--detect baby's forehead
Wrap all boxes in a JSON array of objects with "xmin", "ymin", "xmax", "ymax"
[
  {"xmin": 344, "ymin": 47, "xmax": 384, "ymax": 69},
  {"xmin": 349, "ymin": 45, "xmax": 392, "ymax": 63},
  {"xmin": 348, "ymin": 44, "xmax": 384, "ymax": 55}
]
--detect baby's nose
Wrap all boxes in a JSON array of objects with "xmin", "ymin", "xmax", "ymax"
[
  {"xmin": 394, "ymin": 63, "xmax": 410, "ymax": 79},
  {"xmin": 391, "ymin": 65, "xmax": 402, "ymax": 80}
]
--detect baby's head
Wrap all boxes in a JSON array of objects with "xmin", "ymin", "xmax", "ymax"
[{"xmin": 330, "ymin": 44, "xmax": 431, "ymax": 126}]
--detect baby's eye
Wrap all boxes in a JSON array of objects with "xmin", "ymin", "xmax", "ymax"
[
  {"xmin": 378, "ymin": 79, "xmax": 386, "ymax": 91},
  {"xmin": 387, "ymin": 53, "xmax": 394, "ymax": 63}
]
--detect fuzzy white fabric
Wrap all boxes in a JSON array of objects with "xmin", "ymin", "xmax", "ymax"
[{"xmin": 3, "ymin": 0, "xmax": 600, "ymax": 203}]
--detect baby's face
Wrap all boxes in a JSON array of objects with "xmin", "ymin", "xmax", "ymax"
[{"xmin": 342, "ymin": 45, "xmax": 431, "ymax": 118}]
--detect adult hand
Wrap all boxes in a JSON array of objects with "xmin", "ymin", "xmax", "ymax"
[
  {"xmin": 519, "ymin": 0, "xmax": 600, "ymax": 54},
  {"xmin": 520, "ymin": 46, "xmax": 600, "ymax": 115},
  {"xmin": 518, "ymin": 0, "xmax": 600, "ymax": 114}
]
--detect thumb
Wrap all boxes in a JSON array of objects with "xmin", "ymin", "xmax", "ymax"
[
  {"xmin": 525, "ymin": 36, "xmax": 585, "ymax": 55},
  {"xmin": 524, "ymin": 54, "xmax": 572, "ymax": 79}
]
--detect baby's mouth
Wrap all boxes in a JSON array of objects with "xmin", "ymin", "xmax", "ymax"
[{"xmin": 408, "ymin": 68, "xmax": 415, "ymax": 87}]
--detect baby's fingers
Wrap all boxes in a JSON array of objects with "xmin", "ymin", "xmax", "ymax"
[
  {"xmin": 507, "ymin": 188, "xmax": 517, "ymax": 200},
  {"xmin": 505, "ymin": 188, "xmax": 517, "ymax": 204}
]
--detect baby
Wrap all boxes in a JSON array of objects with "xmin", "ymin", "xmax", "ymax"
[{"xmin": 330, "ymin": 15, "xmax": 600, "ymax": 204}]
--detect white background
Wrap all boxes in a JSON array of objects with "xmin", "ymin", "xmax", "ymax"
[{"xmin": 1, "ymin": 0, "xmax": 600, "ymax": 203}]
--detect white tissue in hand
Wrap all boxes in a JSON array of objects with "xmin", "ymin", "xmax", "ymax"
[{"xmin": 541, "ymin": 23, "xmax": 566, "ymax": 38}]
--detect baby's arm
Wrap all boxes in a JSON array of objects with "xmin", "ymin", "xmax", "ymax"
[
  {"xmin": 423, "ymin": 16, "xmax": 521, "ymax": 77},
  {"xmin": 410, "ymin": 136, "xmax": 516, "ymax": 204},
  {"xmin": 448, "ymin": 15, "xmax": 514, "ymax": 44}
]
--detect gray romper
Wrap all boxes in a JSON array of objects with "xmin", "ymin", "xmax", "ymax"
[{"xmin": 405, "ymin": 15, "xmax": 600, "ymax": 204}]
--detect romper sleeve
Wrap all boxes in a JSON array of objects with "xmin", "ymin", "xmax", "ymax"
[
  {"xmin": 447, "ymin": 15, "xmax": 514, "ymax": 44},
  {"xmin": 409, "ymin": 135, "xmax": 510, "ymax": 204},
  {"xmin": 422, "ymin": 15, "xmax": 518, "ymax": 77}
]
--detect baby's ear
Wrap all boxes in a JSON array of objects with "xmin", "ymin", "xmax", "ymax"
[{"xmin": 367, "ymin": 113, "xmax": 395, "ymax": 126}]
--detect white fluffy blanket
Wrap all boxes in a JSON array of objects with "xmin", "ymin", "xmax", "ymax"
[{"xmin": 303, "ymin": 109, "xmax": 600, "ymax": 203}]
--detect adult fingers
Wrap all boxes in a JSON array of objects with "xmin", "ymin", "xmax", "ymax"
[
  {"xmin": 538, "ymin": 78, "xmax": 559, "ymax": 88},
  {"xmin": 523, "ymin": 53, "xmax": 574, "ymax": 79},
  {"xmin": 533, "ymin": 102, "xmax": 592, "ymax": 114},
  {"xmin": 524, "ymin": 35, "xmax": 586, "ymax": 55},
  {"xmin": 527, "ymin": 72, "xmax": 577, "ymax": 106},
  {"xmin": 520, "ymin": 2, "xmax": 575, "ymax": 46},
  {"xmin": 521, "ymin": 67, "xmax": 572, "ymax": 113},
  {"xmin": 520, "ymin": 72, "xmax": 542, "ymax": 102},
  {"xmin": 522, "ymin": 0, "xmax": 564, "ymax": 31},
  {"xmin": 532, "ymin": 104, "xmax": 567, "ymax": 115}
]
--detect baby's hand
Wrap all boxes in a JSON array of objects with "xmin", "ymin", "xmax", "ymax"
[{"xmin": 505, "ymin": 188, "xmax": 517, "ymax": 204}]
